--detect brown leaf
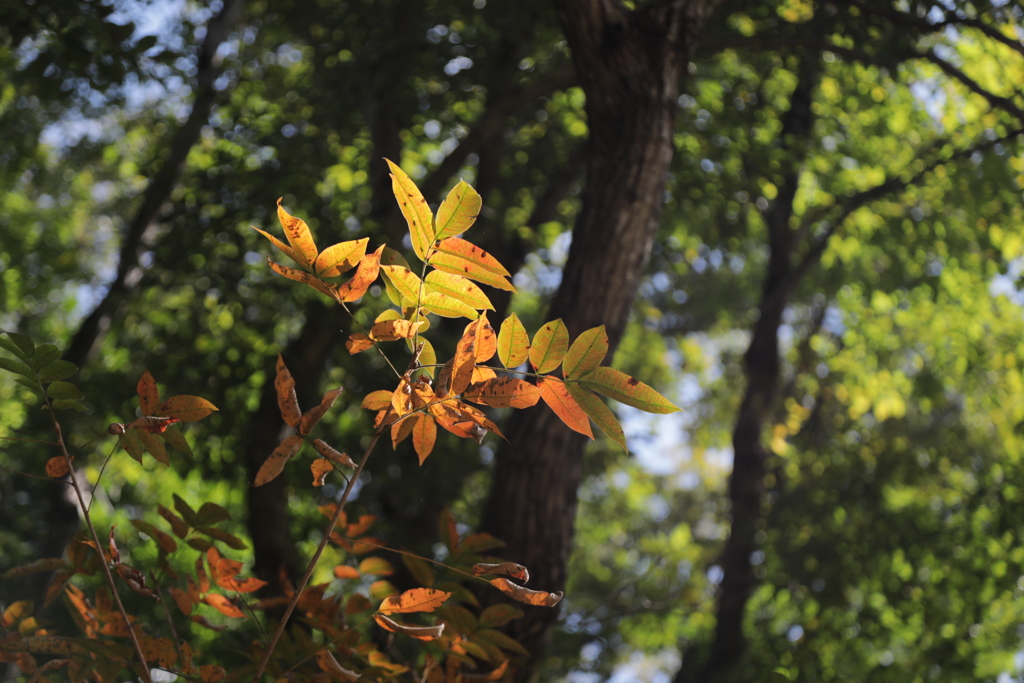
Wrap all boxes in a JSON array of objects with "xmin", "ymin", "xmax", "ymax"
[
  {"xmin": 316, "ymin": 650, "xmax": 359, "ymax": 681},
  {"xmin": 452, "ymin": 319, "xmax": 484, "ymax": 395},
  {"xmin": 345, "ymin": 333, "xmax": 373, "ymax": 354},
  {"xmin": 471, "ymin": 563, "xmax": 530, "ymax": 583},
  {"xmin": 378, "ymin": 588, "xmax": 452, "ymax": 615},
  {"xmin": 137, "ymin": 371, "xmax": 160, "ymax": 415},
  {"xmin": 300, "ymin": 387, "xmax": 343, "ymax": 435},
  {"xmin": 538, "ymin": 378, "xmax": 594, "ymax": 438},
  {"xmin": 157, "ymin": 395, "xmax": 218, "ymax": 422},
  {"xmin": 267, "ymin": 257, "xmax": 337, "ymax": 299},
  {"xmin": 373, "ymin": 614, "xmax": 445, "ymax": 641},
  {"xmin": 369, "ymin": 319, "xmax": 424, "ymax": 342},
  {"xmin": 313, "ymin": 439, "xmax": 356, "ymax": 468},
  {"xmin": 169, "ymin": 587, "xmax": 193, "ymax": 616},
  {"xmin": 464, "ymin": 377, "xmax": 541, "ymax": 409},
  {"xmin": 45, "ymin": 456, "xmax": 69, "ymax": 478},
  {"xmin": 204, "ymin": 593, "xmax": 246, "ymax": 619},
  {"xmin": 254, "ymin": 435, "xmax": 303, "ymax": 486},
  {"xmin": 311, "ymin": 458, "xmax": 333, "ymax": 486},
  {"xmin": 337, "ymin": 244, "xmax": 384, "ymax": 302},
  {"xmin": 125, "ymin": 415, "xmax": 180, "ymax": 434},
  {"xmin": 488, "ymin": 578, "xmax": 562, "ymax": 607},
  {"xmin": 275, "ymin": 354, "xmax": 301, "ymax": 429}
]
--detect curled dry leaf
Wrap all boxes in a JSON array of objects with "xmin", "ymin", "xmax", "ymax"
[
  {"xmin": 346, "ymin": 333, "xmax": 373, "ymax": 355},
  {"xmin": 472, "ymin": 562, "xmax": 530, "ymax": 583},
  {"xmin": 311, "ymin": 458, "xmax": 334, "ymax": 486},
  {"xmin": 313, "ymin": 439, "xmax": 356, "ymax": 468},
  {"xmin": 254, "ymin": 435, "xmax": 303, "ymax": 486},
  {"xmin": 377, "ymin": 587, "xmax": 452, "ymax": 615},
  {"xmin": 125, "ymin": 415, "xmax": 181, "ymax": 434},
  {"xmin": 337, "ymin": 244, "xmax": 385, "ymax": 302},
  {"xmin": 300, "ymin": 387, "xmax": 343, "ymax": 435},
  {"xmin": 274, "ymin": 354, "xmax": 301, "ymax": 428},
  {"xmin": 316, "ymin": 650, "xmax": 359, "ymax": 682},
  {"xmin": 489, "ymin": 578, "xmax": 562, "ymax": 607},
  {"xmin": 373, "ymin": 614, "xmax": 445, "ymax": 641}
]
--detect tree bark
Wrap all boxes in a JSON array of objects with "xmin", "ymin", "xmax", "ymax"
[{"xmin": 480, "ymin": 1, "xmax": 721, "ymax": 676}]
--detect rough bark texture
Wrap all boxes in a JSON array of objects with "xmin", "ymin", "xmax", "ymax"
[
  {"xmin": 479, "ymin": 1, "xmax": 722, "ymax": 676},
  {"xmin": 675, "ymin": 68, "xmax": 816, "ymax": 683}
]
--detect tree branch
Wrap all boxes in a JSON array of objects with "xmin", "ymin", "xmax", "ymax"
[{"xmin": 918, "ymin": 47, "xmax": 1024, "ymax": 123}]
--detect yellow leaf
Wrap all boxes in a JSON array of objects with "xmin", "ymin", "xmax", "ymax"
[
  {"xmin": 429, "ymin": 238, "xmax": 514, "ymax": 291},
  {"xmin": 276, "ymin": 199, "xmax": 318, "ymax": 268},
  {"xmin": 386, "ymin": 159, "xmax": 434, "ymax": 261},
  {"xmin": 497, "ymin": 313, "xmax": 530, "ymax": 368},
  {"xmin": 378, "ymin": 588, "xmax": 452, "ymax": 614},
  {"xmin": 530, "ymin": 319, "xmax": 569, "ymax": 374},
  {"xmin": 563, "ymin": 326, "xmax": 609, "ymax": 379},
  {"xmin": 314, "ymin": 237, "xmax": 369, "ymax": 277},
  {"xmin": 434, "ymin": 180, "xmax": 482, "ymax": 242},
  {"xmin": 579, "ymin": 367, "xmax": 680, "ymax": 414},
  {"xmin": 425, "ymin": 270, "xmax": 493, "ymax": 310}
]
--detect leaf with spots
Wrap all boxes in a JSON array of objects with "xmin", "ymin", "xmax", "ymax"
[
  {"xmin": 565, "ymin": 383, "xmax": 626, "ymax": 450},
  {"xmin": 274, "ymin": 354, "xmax": 301, "ymax": 428},
  {"xmin": 530, "ymin": 319, "xmax": 568, "ymax": 374},
  {"xmin": 563, "ymin": 326, "xmax": 609, "ymax": 379},
  {"xmin": 337, "ymin": 244, "xmax": 384, "ymax": 302},
  {"xmin": 537, "ymin": 377, "xmax": 593, "ymax": 438},
  {"xmin": 137, "ymin": 371, "xmax": 160, "ymax": 415},
  {"xmin": 579, "ymin": 367, "xmax": 680, "ymax": 414},
  {"xmin": 314, "ymin": 237, "xmax": 368, "ymax": 277},
  {"xmin": 254, "ymin": 435, "xmax": 303, "ymax": 486},
  {"xmin": 429, "ymin": 238, "xmax": 514, "ymax": 292},
  {"xmin": 276, "ymin": 198, "xmax": 318, "ymax": 268},
  {"xmin": 464, "ymin": 377, "xmax": 541, "ymax": 409},
  {"xmin": 497, "ymin": 313, "xmax": 529, "ymax": 368},
  {"xmin": 386, "ymin": 159, "xmax": 434, "ymax": 261}
]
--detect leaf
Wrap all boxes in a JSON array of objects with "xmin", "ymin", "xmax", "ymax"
[
  {"xmin": 564, "ymin": 383, "xmax": 626, "ymax": 450},
  {"xmin": 425, "ymin": 271, "xmax": 493, "ymax": 311},
  {"xmin": 0, "ymin": 334, "xmax": 30, "ymax": 360},
  {"xmin": 119, "ymin": 429, "xmax": 145, "ymax": 463},
  {"xmin": 373, "ymin": 614, "xmax": 445, "ymax": 641},
  {"xmin": 420, "ymin": 292, "xmax": 479, "ymax": 320},
  {"xmin": 497, "ymin": 313, "xmax": 530, "ymax": 368},
  {"xmin": 464, "ymin": 377, "xmax": 541, "ymax": 409},
  {"xmin": 475, "ymin": 313, "xmax": 497, "ymax": 362},
  {"xmin": 0, "ymin": 357, "xmax": 34, "ymax": 378},
  {"xmin": 530, "ymin": 319, "xmax": 569, "ymax": 374},
  {"xmin": 50, "ymin": 399, "xmax": 85, "ymax": 411},
  {"xmin": 138, "ymin": 635, "xmax": 178, "ymax": 668},
  {"xmin": 137, "ymin": 371, "xmax": 160, "ymax": 415},
  {"xmin": 563, "ymin": 326, "xmax": 609, "ymax": 379},
  {"xmin": 314, "ymin": 237, "xmax": 368, "ymax": 277},
  {"xmin": 361, "ymin": 390, "xmax": 393, "ymax": 410},
  {"xmin": 434, "ymin": 180, "xmax": 482, "ymax": 241},
  {"xmin": 204, "ymin": 594, "xmax": 246, "ymax": 619},
  {"xmin": 472, "ymin": 563, "xmax": 530, "ymax": 582},
  {"xmin": 46, "ymin": 381, "xmax": 83, "ymax": 401},
  {"xmin": 161, "ymin": 424, "xmax": 193, "ymax": 457},
  {"xmin": 125, "ymin": 416, "xmax": 180, "ymax": 433},
  {"xmin": 378, "ymin": 588, "xmax": 452, "ymax": 615},
  {"xmin": 174, "ymin": 494, "xmax": 200, "ymax": 527},
  {"xmin": 313, "ymin": 440, "xmax": 356, "ymax": 468},
  {"xmin": 158, "ymin": 395, "xmax": 218, "ymax": 422},
  {"xmin": 380, "ymin": 265, "xmax": 423, "ymax": 304},
  {"xmin": 537, "ymin": 378, "xmax": 593, "ymax": 438},
  {"xmin": 159, "ymin": 505, "xmax": 190, "ymax": 538},
  {"xmin": 386, "ymin": 159, "xmax": 435, "ymax": 261},
  {"xmin": 429, "ymin": 238, "xmax": 514, "ymax": 291},
  {"xmin": 370, "ymin": 319, "xmax": 423, "ymax": 341},
  {"xmin": 488, "ymin": 578, "xmax": 562, "ymax": 607},
  {"xmin": 276, "ymin": 198, "xmax": 318, "ymax": 268},
  {"xmin": 45, "ymin": 456, "xmax": 69, "ymax": 478},
  {"xmin": 197, "ymin": 502, "xmax": 232, "ymax": 526},
  {"xmin": 130, "ymin": 520, "xmax": 177, "ymax": 553},
  {"xmin": 391, "ymin": 412, "xmax": 416, "ymax": 448},
  {"xmin": 345, "ymin": 333, "xmax": 373, "ymax": 354},
  {"xmin": 359, "ymin": 557, "xmax": 395, "ymax": 576},
  {"xmin": 337, "ymin": 244, "xmax": 385, "ymax": 302},
  {"xmin": 334, "ymin": 565, "xmax": 360, "ymax": 580},
  {"xmin": 479, "ymin": 605, "xmax": 524, "ymax": 629},
  {"xmin": 138, "ymin": 430, "xmax": 170, "ymax": 465},
  {"xmin": 300, "ymin": 387, "xmax": 343, "ymax": 435},
  {"xmin": 251, "ymin": 225, "xmax": 297, "ymax": 263},
  {"xmin": 412, "ymin": 414, "xmax": 436, "ymax": 465},
  {"xmin": 30, "ymin": 344, "xmax": 61, "ymax": 370},
  {"xmin": 5, "ymin": 332, "xmax": 34, "ymax": 356},
  {"xmin": 311, "ymin": 459, "xmax": 333, "ymax": 486},
  {"xmin": 2, "ymin": 601, "xmax": 33, "ymax": 628},
  {"xmin": 402, "ymin": 554, "xmax": 436, "ymax": 587},
  {"xmin": 267, "ymin": 258, "xmax": 336, "ymax": 299},
  {"xmin": 316, "ymin": 650, "xmax": 359, "ymax": 682},
  {"xmin": 37, "ymin": 360, "xmax": 77, "ymax": 383},
  {"xmin": 579, "ymin": 366, "xmax": 681, "ymax": 413},
  {"xmin": 2, "ymin": 558, "xmax": 67, "ymax": 580},
  {"xmin": 271, "ymin": 354, "xmax": 302, "ymax": 428},
  {"xmin": 452, "ymin": 318, "xmax": 485, "ymax": 396},
  {"xmin": 254, "ymin": 435, "xmax": 304, "ymax": 486}
]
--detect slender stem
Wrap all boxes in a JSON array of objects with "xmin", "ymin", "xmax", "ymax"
[
  {"xmin": 151, "ymin": 578, "xmax": 182, "ymax": 655},
  {"xmin": 48, "ymin": 415, "xmax": 154, "ymax": 683},
  {"xmin": 251, "ymin": 430, "xmax": 383, "ymax": 682}
]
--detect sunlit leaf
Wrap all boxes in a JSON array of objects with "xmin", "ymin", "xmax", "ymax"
[
  {"xmin": 370, "ymin": 319, "xmax": 423, "ymax": 341},
  {"xmin": 412, "ymin": 413, "xmax": 436, "ymax": 465},
  {"xmin": 530, "ymin": 319, "xmax": 569, "ymax": 374},
  {"xmin": 345, "ymin": 333, "xmax": 373, "ymax": 354},
  {"xmin": 429, "ymin": 238, "xmax": 514, "ymax": 291},
  {"xmin": 386, "ymin": 159, "xmax": 434, "ymax": 261},
  {"xmin": 254, "ymin": 435, "xmax": 303, "ymax": 486},
  {"xmin": 360, "ymin": 557, "xmax": 396, "ymax": 576},
  {"xmin": 420, "ymin": 291, "xmax": 479, "ymax": 319},
  {"xmin": 337, "ymin": 244, "xmax": 384, "ymax": 302},
  {"xmin": 361, "ymin": 390, "xmax": 393, "ymax": 411},
  {"xmin": 312, "ymin": 458, "xmax": 334, "ymax": 486},
  {"xmin": 204, "ymin": 594, "xmax": 246, "ymax": 619},
  {"xmin": 497, "ymin": 313, "xmax": 529, "ymax": 368},
  {"xmin": 251, "ymin": 225, "xmax": 297, "ymax": 263},
  {"xmin": 564, "ymin": 383, "xmax": 626, "ymax": 450},
  {"xmin": 472, "ymin": 563, "xmax": 529, "ymax": 582},
  {"xmin": 464, "ymin": 377, "xmax": 541, "ymax": 409},
  {"xmin": 314, "ymin": 237, "xmax": 368, "ymax": 277},
  {"xmin": 378, "ymin": 588, "xmax": 452, "ymax": 615},
  {"xmin": 137, "ymin": 371, "xmax": 160, "ymax": 415},
  {"xmin": 373, "ymin": 614, "xmax": 445, "ymax": 641},
  {"xmin": 391, "ymin": 413, "xmax": 416, "ymax": 447},
  {"xmin": 380, "ymin": 265, "xmax": 423, "ymax": 304},
  {"xmin": 313, "ymin": 440, "xmax": 356, "ymax": 468},
  {"xmin": 537, "ymin": 378, "xmax": 593, "ymax": 438},
  {"xmin": 334, "ymin": 565, "xmax": 360, "ymax": 580},
  {"xmin": 157, "ymin": 395, "xmax": 218, "ymax": 422},
  {"xmin": 488, "ymin": 578, "xmax": 562, "ymax": 607},
  {"xmin": 425, "ymin": 271, "xmax": 493, "ymax": 310},
  {"xmin": 579, "ymin": 366, "xmax": 681, "ymax": 413},
  {"xmin": 276, "ymin": 198, "xmax": 318, "ymax": 268},
  {"xmin": 268, "ymin": 258, "xmax": 336, "ymax": 299},
  {"xmin": 1, "ymin": 601, "xmax": 33, "ymax": 629},
  {"xmin": 434, "ymin": 179, "xmax": 482, "ymax": 242},
  {"xmin": 563, "ymin": 326, "xmax": 609, "ymax": 379},
  {"xmin": 300, "ymin": 388, "xmax": 343, "ymax": 435}
]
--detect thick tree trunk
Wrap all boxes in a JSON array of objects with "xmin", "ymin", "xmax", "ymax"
[{"xmin": 480, "ymin": 1, "xmax": 721, "ymax": 675}]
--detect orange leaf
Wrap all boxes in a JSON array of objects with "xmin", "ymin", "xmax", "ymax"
[
  {"xmin": 451, "ymin": 319, "xmax": 484, "ymax": 395},
  {"xmin": 453, "ymin": 400, "xmax": 506, "ymax": 441},
  {"xmin": 386, "ymin": 159, "xmax": 434, "ymax": 261},
  {"xmin": 168, "ymin": 587, "xmax": 193, "ymax": 616},
  {"xmin": 538, "ymin": 378, "xmax": 593, "ymax": 438},
  {"xmin": 274, "ymin": 354, "xmax": 301, "ymax": 428},
  {"xmin": 497, "ymin": 313, "xmax": 530, "ymax": 368},
  {"xmin": 267, "ymin": 257, "xmax": 337, "ymax": 299},
  {"xmin": 464, "ymin": 377, "xmax": 541, "ymax": 409},
  {"xmin": 373, "ymin": 614, "xmax": 445, "ymax": 641},
  {"xmin": 137, "ymin": 371, "xmax": 160, "ymax": 415},
  {"xmin": 334, "ymin": 565, "xmax": 360, "ymax": 580},
  {"xmin": 313, "ymin": 439, "xmax": 356, "ymax": 468},
  {"xmin": 378, "ymin": 588, "xmax": 451, "ymax": 615},
  {"xmin": 361, "ymin": 390, "xmax": 393, "ymax": 410},
  {"xmin": 254, "ymin": 435, "xmax": 303, "ymax": 486},
  {"xmin": 314, "ymin": 237, "xmax": 368, "ymax": 277},
  {"xmin": 218, "ymin": 576, "xmax": 268, "ymax": 594},
  {"xmin": 563, "ymin": 326, "xmax": 609, "ymax": 379},
  {"xmin": 391, "ymin": 414, "xmax": 416, "ymax": 448},
  {"xmin": 412, "ymin": 414, "xmax": 436, "ymax": 465},
  {"xmin": 337, "ymin": 244, "xmax": 384, "ymax": 302},
  {"xmin": 564, "ymin": 383, "xmax": 626, "ymax": 450},
  {"xmin": 157, "ymin": 395, "xmax": 218, "ymax": 422},
  {"xmin": 346, "ymin": 514, "xmax": 377, "ymax": 538},
  {"xmin": 472, "ymin": 562, "xmax": 529, "ymax": 582},
  {"xmin": 530, "ymin": 319, "xmax": 569, "ymax": 374},
  {"xmin": 429, "ymin": 238, "xmax": 514, "ymax": 291},
  {"xmin": 578, "ymin": 366, "xmax": 681, "ymax": 414},
  {"xmin": 45, "ymin": 456, "xmax": 69, "ymax": 478},
  {"xmin": 125, "ymin": 416, "xmax": 180, "ymax": 433},
  {"xmin": 346, "ymin": 333, "xmax": 373, "ymax": 354},
  {"xmin": 316, "ymin": 650, "xmax": 359, "ymax": 681},
  {"xmin": 204, "ymin": 593, "xmax": 246, "ymax": 619},
  {"xmin": 488, "ymin": 578, "xmax": 562, "ymax": 607},
  {"xmin": 311, "ymin": 458, "xmax": 333, "ymax": 486},
  {"xmin": 276, "ymin": 198, "xmax": 318, "ymax": 268},
  {"xmin": 473, "ymin": 313, "xmax": 497, "ymax": 362},
  {"xmin": 370, "ymin": 319, "xmax": 423, "ymax": 342},
  {"xmin": 195, "ymin": 556, "xmax": 210, "ymax": 594},
  {"xmin": 300, "ymin": 387, "xmax": 343, "ymax": 435}
]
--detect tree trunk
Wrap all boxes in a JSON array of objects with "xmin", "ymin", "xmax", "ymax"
[{"xmin": 480, "ymin": 1, "xmax": 721, "ymax": 675}]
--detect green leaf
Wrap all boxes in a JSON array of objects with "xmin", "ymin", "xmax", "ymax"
[
  {"xmin": 47, "ymin": 381, "xmax": 84, "ymax": 401},
  {"xmin": 563, "ymin": 326, "xmax": 609, "ymax": 379},
  {"xmin": 173, "ymin": 494, "xmax": 200, "ymax": 527},
  {"xmin": 14, "ymin": 377, "xmax": 44, "ymax": 399},
  {"xmin": 530, "ymin": 319, "xmax": 569, "ymax": 374},
  {"xmin": 434, "ymin": 180, "xmax": 482, "ymax": 242},
  {"xmin": 0, "ymin": 357, "xmax": 34, "ymax": 378},
  {"xmin": 50, "ymin": 399, "xmax": 86, "ymax": 411},
  {"xmin": 386, "ymin": 159, "xmax": 435, "ymax": 261},
  {"xmin": 0, "ymin": 335, "xmax": 29, "ymax": 360},
  {"xmin": 37, "ymin": 360, "xmax": 78, "ymax": 383},
  {"xmin": 197, "ymin": 502, "xmax": 232, "ymax": 526},
  {"xmin": 579, "ymin": 367, "xmax": 680, "ymax": 414},
  {"xmin": 31, "ymin": 344, "xmax": 61, "ymax": 370},
  {"xmin": 5, "ymin": 332, "xmax": 35, "ymax": 356},
  {"xmin": 497, "ymin": 314, "xmax": 530, "ymax": 369},
  {"xmin": 564, "ymin": 383, "xmax": 627, "ymax": 450}
]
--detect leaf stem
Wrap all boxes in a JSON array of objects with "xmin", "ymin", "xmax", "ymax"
[{"xmin": 251, "ymin": 429, "xmax": 383, "ymax": 682}]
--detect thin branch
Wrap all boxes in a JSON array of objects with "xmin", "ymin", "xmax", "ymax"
[
  {"xmin": 251, "ymin": 430, "xmax": 383, "ymax": 682},
  {"xmin": 919, "ymin": 47, "xmax": 1024, "ymax": 122}
]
